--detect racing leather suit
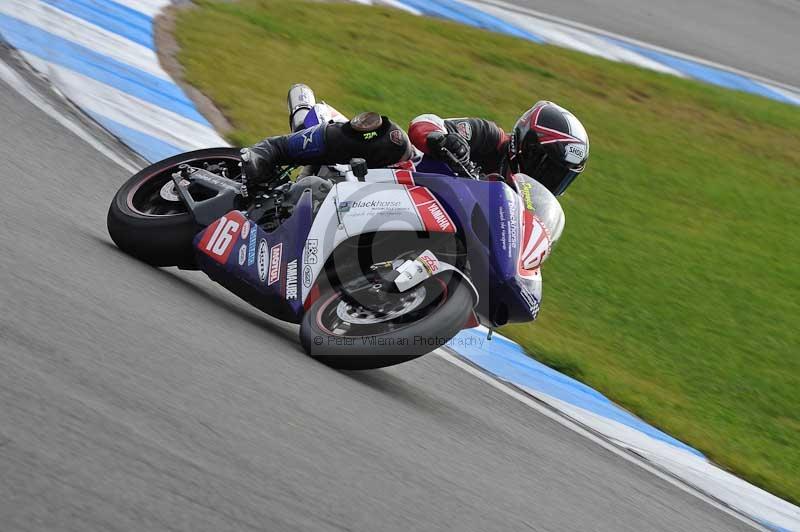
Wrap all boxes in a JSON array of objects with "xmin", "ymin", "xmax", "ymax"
[
  {"xmin": 242, "ymin": 113, "xmax": 414, "ymax": 185},
  {"xmin": 407, "ymin": 114, "xmax": 511, "ymax": 176},
  {"xmin": 242, "ymin": 112, "xmax": 510, "ymax": 185}
]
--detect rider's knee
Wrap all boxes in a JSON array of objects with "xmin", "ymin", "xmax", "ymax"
[{"xmin": 334, "ymin": 112, "xmax": 414, "ymax": 165}]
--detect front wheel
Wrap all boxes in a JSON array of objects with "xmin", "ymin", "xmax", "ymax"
[
  {"xmin": 107, "ymin": 147, "xmax": 242, "ymax": 267},
  {"xmin": 300, "ymin": 276, "xmax": 474, "ymax": 370}
]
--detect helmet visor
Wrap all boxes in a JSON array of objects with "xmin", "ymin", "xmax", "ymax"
[{"xmin": 524, "ymin": 150, "xmax": 582, "ymax": 196}]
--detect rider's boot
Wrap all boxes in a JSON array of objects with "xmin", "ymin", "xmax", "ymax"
[{"xmin": 287, "ymin": 83, "xmax": 316, "ymax": 133}]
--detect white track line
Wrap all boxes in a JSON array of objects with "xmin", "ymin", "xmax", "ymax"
[
  {"xmin": 20, "ymin": 57, "xmax": 227, "ymax": 151},
  {"xmin": 469, "ymin": 0, "xmax": 800, "ymax": 96},
  {"xmin": 437, "ymin": 350, "xmax": 769, "ymax": 531},
  {"xmin": 0, "ymin": 58, "xmax": 139, "ymax": 173}
]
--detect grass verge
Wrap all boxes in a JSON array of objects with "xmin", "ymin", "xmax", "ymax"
[{"xmin": 174, "ymin": 0, "xmax": 800, "ymax": 503}]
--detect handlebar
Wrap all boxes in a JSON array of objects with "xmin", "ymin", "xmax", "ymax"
[{"xmin": 440, "ymin": 147, "xmax": 481, "ymax": 180}]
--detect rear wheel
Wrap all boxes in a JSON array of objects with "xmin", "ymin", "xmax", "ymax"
[
  {"xmin": 107, "ymin": 147, "xmax": 242, "ymax": 267},
  {"xmin": 300, "ymin": 275, "xmax": 474, "ymax": 370}
]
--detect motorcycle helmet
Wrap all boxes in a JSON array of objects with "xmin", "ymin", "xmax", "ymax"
[{"xmin": 507, "ymin": 101, "xmax": 589, "ymax": 196}]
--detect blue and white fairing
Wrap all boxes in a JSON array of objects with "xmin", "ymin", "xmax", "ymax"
[
  {"xmin": 192, "ymin": 167, "xmax": 562, "ymax": 329},
  {"xmin": 410, "ymin": 172, "xmax": 563, "ymax": 325},
  {"xmin": 192, "ymin": 191, "xmax": 315, "ymax": 323}
]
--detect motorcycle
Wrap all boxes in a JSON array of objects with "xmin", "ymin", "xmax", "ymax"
[{"xmin": 107, "ymin": 90, "xmax": 564, "ymax": 369}]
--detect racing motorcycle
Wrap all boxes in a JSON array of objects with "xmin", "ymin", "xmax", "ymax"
[{"xmin": 107, "ymin": 91, "xmax": 564, "ymax": 369}]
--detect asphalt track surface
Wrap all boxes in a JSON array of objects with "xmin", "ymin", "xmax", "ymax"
[
  {"xmin": 507, "ymin": 0, "xmax": 800, "ymax": 88},
  {"xmin": 0, "ymin": 58, "xmax": 756, "ymax": 531}
]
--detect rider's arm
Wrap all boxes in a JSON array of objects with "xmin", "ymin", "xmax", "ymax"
[
  {"xmin": 443, "ymin": 118, "xmax": 509, "ymax": 167},
  {"xmin": 408, "ymin": 115, "xmax": 510, "ymax": 172},
  {"xmin": 246, "ymin": 116, "xmax": 412, "ymax": 178},
  {"xmin": 408, "ymin": 114, "xmax": 447, "ymax": 154}
]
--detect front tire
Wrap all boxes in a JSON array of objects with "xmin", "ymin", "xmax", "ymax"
[
  {"xmin": 300, "ymin": 277, "xmax": 474, "ymax": 370},
  {"xmin": 107, "ymin": 147, "xmax": 242, "ymax": 267}
]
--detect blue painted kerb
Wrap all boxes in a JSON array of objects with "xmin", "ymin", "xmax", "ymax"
[{"xmin": 448, "ymin": 329, "xmax": 705, "ymax": 457}]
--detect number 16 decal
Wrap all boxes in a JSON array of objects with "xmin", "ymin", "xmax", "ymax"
[{"xmin": 199, "ymin": 213, "xmax": 244, "ymax": 264}]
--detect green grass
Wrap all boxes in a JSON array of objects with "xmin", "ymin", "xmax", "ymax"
[{"xmin": 174, "ymin": 0, "xmax": 800, "ymax": 503}]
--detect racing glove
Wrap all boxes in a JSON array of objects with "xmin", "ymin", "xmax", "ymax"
[
  {"xmin": 240, "ymin": 141, "xmax": 279, "ymax": 197},
  {"xmin": 426, "ymin": 131, "xmax": 471, "ymax": 167}
]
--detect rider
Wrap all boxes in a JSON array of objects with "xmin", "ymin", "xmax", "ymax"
[
  {"xmin": 406, "ymin": 102, "xmax": 589, "ymax": 196},
  {"xmin": 240, "ymin": 86, "xmax": 589, "ymax": 199}
]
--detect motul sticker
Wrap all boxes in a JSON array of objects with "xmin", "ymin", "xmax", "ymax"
[{"xmin": 268, "ymin": 243, "xmax": 283, "ymax": 285}]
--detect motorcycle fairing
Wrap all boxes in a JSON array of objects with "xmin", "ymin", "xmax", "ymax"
[
  {"xmin": 299, "ymin": 180, "xmax": 457, "ymax": 302},
  {"xmin": 192, "ymin": 169, "xmax": 559, "ymax": 328},
  {"xmin": 193, "ymin": 191, "xmax": 315, "ymax": 323},
  {"xmin": 409, "ymin": 173, "xmax": 555, "ymax": 325}
]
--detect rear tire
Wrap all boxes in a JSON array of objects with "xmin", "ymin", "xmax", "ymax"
[
  {"xmin": 300, "ymin": 277, "xmax": 474, "ymax": 370},
  {"xmin": 107, "ymin": 147, "xmax": 242, "ymax": 267}
]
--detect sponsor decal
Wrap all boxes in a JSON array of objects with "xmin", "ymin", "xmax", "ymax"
[
  {"xmin": 498, "ymin": 206, "xmax": 507, "ymax": 253},
  {"xmin": 285, "ymin": 260, "xmax": 298, "ymax": 300},
  {"xmin": 426, "ymin": 203, "xmax": 451, "ymax": 231},
  {"xmin": 304, "ymin": 239, "xmax": 319, "ymax": 265},
  {"xmin": 520, "ymin": 213, "xmax": 552, "ymax": 272},
  {"xmin": 363, "ymin": 131, "xmax": 378, "ymax": 141},
  {"xmin": 257, "ymin": 239, "xmax": 269, "ymax": 282},
  {"xmin": 268, "ymin": 243, "xmax": 283, "ymax": 285},
  {"xmin": 507, "ymin": 198, "xmax": 519, "ymax": 256},
  {"xmin": 198, "ymin": 213, "xmax": 244, "ymax": 264},
  {"xmin": 417, "ymin": 253, "xmax": 439, "ymax": 275},
  {"xmin": 344, "ymin": 199, "xmax": 401, "ymax": 209},
  {"xmin": 564, "ymin": 143, "xmax": 585, "ymax": 164},
  {"xmin": 407, "ymin": 186, "xmax": 456, "ymax": 233},
  {"xmin": 456, "ymin": 120, "xmax": 472, "ymax": 140},
  {"xmin": 247, "ymin": 225, "xmax": 257, "ymax": 266},
  {"xmin": 390, "ymin": 129, "xmax": 405, "ymax": 146},
  {"xmin": 240, "ymin": 220, "xmax": 250, "ymax": 240},
  {"xmin": 519, "ymin": 181, "xmax": 535, "ymax": 211},
  {"xmin": 297, "ymin": 88, "xmax": 310, "ymax": 104},
  {"xmin": 288, "ymin": 125, "xmax": 324, "ymax": 156},
  {"xmin": 303, "ymin": 265, "xmax": 313, "ymax": 288},
  {"xmin": 302, "ymin": 130, "xmax": 315, "ymax": 149},
  {"xmin": 238, "ymin": 244, "xmax": 247, "ymax": 266}
]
